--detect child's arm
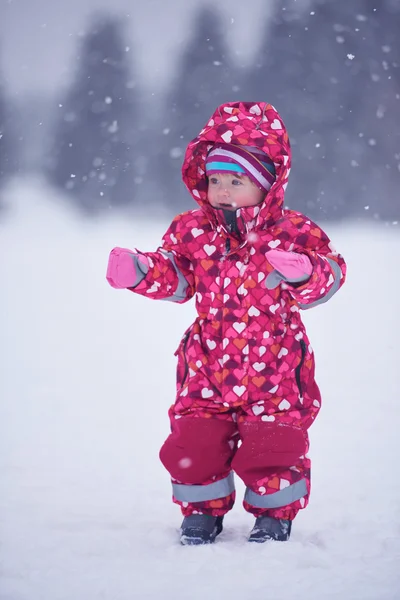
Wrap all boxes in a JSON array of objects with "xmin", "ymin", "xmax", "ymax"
[
  {"xmin": 266, "ymin": 220, "xmax": 346, "ymax": 309},
  {"xmin": 106, "ymin": 214, "xmax": 195, "ymax": 303}
]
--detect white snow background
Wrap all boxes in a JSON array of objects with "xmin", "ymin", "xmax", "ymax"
[{"xmin": 1, "ymin": 179, "xmax": 399, "ymax": 600}]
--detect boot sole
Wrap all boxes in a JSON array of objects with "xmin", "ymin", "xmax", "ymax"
[{"xmin": 180, "ymin": 535, "xmax": 216, "ymax": 546}]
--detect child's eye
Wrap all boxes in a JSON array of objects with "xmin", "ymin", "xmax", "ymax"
[
  {"xmin": 209, "ymin": 177, "xmax": 219, "ymax": 185},
  {"xmin": 232, "ymin": 178, "xmax": 242, "ymax": 186}
]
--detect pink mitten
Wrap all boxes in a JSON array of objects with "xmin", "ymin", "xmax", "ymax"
[
  {"xmin": 266, "ymin": 249, "xmax": 312, "ymax": 283},
  {"xmin": 106, "ymin": 247, "xmax": 149, "ymax": 289}
]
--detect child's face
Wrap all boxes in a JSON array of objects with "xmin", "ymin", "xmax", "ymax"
[{"xmin": 207, "ymin": 172, "xmax": 265, "ymax": 211}]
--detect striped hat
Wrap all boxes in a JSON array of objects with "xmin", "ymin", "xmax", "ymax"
[{"xmin": 205, "ymin": 143, "xmax": 276, "ymax": 192}]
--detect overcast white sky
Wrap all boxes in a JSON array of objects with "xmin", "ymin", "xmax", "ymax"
[{"xmin": 0, "ymin": 0, "xmax": 271, "ymax": 96}]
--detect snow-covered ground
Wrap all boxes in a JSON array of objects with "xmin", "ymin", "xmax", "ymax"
[{"xmin": 1, "ymin": 179, "xmax": 399, "ymax": 600}]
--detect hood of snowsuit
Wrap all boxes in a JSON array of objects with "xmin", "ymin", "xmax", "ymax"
[{"xmin": 181, "ymin": 101, "xmax": 292, "ymax": 233}]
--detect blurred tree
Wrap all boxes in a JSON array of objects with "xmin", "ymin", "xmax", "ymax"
[
  {"xmin": 157, "ymin": 6, "xmax": 243, "ymax": 211},
  {"xmin": 382, "ymin": 0, "xmax": 400, "ymax": 88},
  {"xmin": 47, "ymin": 13, "xmax": 140, "ymax": 214},
  {"xmin": 0, "ymin": 64, "xmax": 17, "ymax": 185},
  {"xmin": 242, "ymin": 1, "xmax": 355, "ymax": 220},
  {"xmin": 242, "ymin": 4, "xmax": 314, "ymax": 217},
  {"xmin": 244, "ymin": 0, "xmax": 400, "ymax": 222},
  {"xmin": 0, "ymin": 74, "xmax": 9, "ymax": 182},
  {"xmin": 318, "ymin": 0, "xmax": 400, "ymax": 221},
  {"xmin": 356, "ymin": 0, "xmax": 400, "ymax": 221}
]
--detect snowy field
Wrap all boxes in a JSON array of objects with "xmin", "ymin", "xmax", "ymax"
[{"xmin": 1, "ymin": 179, "xmax": 399, "ymax": 600}]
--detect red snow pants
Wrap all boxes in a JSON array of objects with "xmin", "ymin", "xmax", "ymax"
[{"xmin": 159, "ymin": 413, "xmax": 311, "ymax": 520}]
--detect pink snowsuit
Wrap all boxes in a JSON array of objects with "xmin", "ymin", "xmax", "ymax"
[{"xmin": 125, "ymin": 102, "xmax": 346, "ymax": 520}]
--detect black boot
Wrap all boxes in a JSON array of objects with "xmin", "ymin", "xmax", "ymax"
[
  {"xmin": 180, "ymin": 514, "xmax": 224, "ymax": 546},
  {"xmin": 248, "ymin": 516, "xmax": 292, "ymax": 543}
]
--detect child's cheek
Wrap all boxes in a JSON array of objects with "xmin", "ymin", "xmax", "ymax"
[{"xmin": 207, "ymin": 190, "xmax": 217, "ymax": 206}]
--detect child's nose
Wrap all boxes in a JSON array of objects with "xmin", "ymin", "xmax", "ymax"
[{"xmin": 218, "ymin": 187, "xmax": 229, "ymax": 198}]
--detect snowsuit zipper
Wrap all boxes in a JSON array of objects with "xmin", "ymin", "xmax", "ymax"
[
  {"xmin": 179, "ymin": 330, "xmax": 191, "ymax": 389},
  {"xmin": 295, "ymin": 339, "xmax": 307, "ymax": 398}
]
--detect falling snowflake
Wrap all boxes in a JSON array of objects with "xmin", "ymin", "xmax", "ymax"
[
  {"xmin": 347, "ymin": 53, "xmax": 355, "ymax": 60},
  {"xmin": 170, "ymin": 147, "xmax": 183, "ymax": 159},
  {"xmin": 376, "ymin": 105, "xmax": 385, "ymax": 119},
  {"xmin": 108, "ymin": 120, "xmax": 118, "ymax": 133}
]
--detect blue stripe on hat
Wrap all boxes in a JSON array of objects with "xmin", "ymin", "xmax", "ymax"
[
  {"xmin": 261, "ymin": 161, "xmax": 276, "ymax": 175},
  {"xmin": 205, "ymin": 161, "xmax": 246, "ymax": 174}
]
